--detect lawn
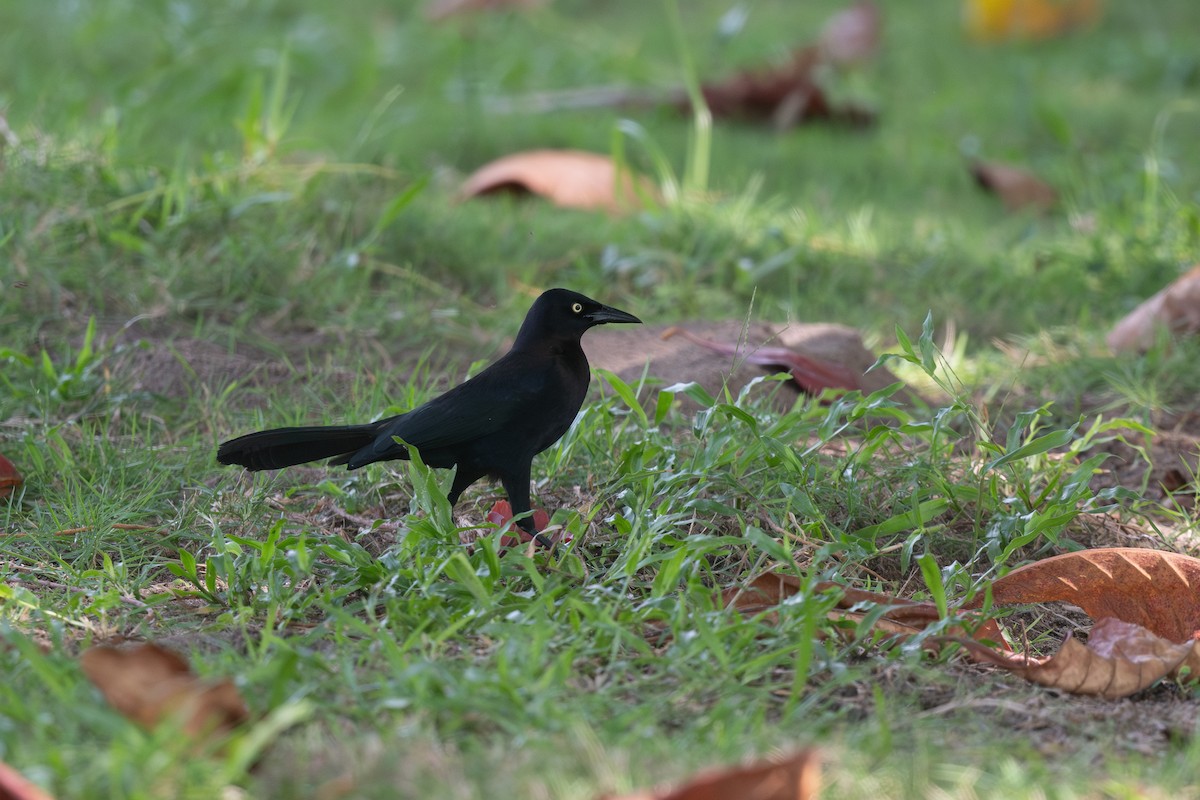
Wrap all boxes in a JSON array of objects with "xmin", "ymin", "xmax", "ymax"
[{"xmin": 2, "ymin": 0, "xmax": 1200, "ymax": 797}]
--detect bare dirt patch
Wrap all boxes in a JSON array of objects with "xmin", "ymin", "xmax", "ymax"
[{"xmin": 1087, "ymin": 411, "xmax": 1200, "ymax": 537}]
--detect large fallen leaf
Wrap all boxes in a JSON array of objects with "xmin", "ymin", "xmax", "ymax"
[
  {"xmin": 81, "ymin": 643, "xmax": 249, "ymax": 742},
  {"xmin": 696, "ymin": 46, "xmax": 875, "ymax": 129},
  {"xmin": 1106, "ymin": 264, "xmax": 1200, "ymax": 353},
  {"xmin": 663, "ymin": 327, "xmax": 865, "ymax": 396},
  {"xmin": 604, "ymin": 749, "xmax": 819, "ymax": 800},
  {"xmin": 586, "ymin": 321, "xmax": 917, "ymax": 413},
  {"xmin": 970, "ymin": 160, "xmax": 1057, "ymax": 213},
  {"xmin": 459, "ymin": 149, "xmax": 656, "ymax": 213},
  {"xmin": 950, "ymin": 617, "xmax": 1194, "ymax": 699},
  {"xmin": 0, "ymin": 454, "xmax": 21, "ymax": 500},
  {"xmin": 964, "ymin": 0, "xmax": 1103, "ymax": 41},
  {"xmin": 0, "ymin": 762, "xmax": 56, "ymax": 800},
  {"xmin": 818, "ymin": 1, "xmax": 881, "ymax": 67},
  {"xmin": 964, "ymin": 547, "xmax": 1200, "ymax": 642},
  {"xmin": 725, "ymin": 570, "xmax": 1010, "ymax": 650},
  {"xmin": 957, "ymin": 547, "xmax": 1200, "ymax": 695}
]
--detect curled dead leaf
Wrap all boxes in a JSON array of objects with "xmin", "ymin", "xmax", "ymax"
[
  {"xmin": 1107, "ymin": 264, "xmax": 1200, "ymax": 353},
  {"xmin": 965, "ymin": 547, "xmax": 1200, "ymax": 643},
  {"xmin": 81, "ymin": 643, "xmax": 249, "ymax": 742},
  {"xmin": 602, "ymin": 749, "xmax": 819, "ymax": 800},
  {"xmin": 459, "ymin": 149, "xmax": 656, "ymax": 213},
  {"xmin": 955, "ymin": 547, "xmax": 1200, "ymax": 695},
  {"xmin": 948, "ymin": 617, "xmax": 1195, "ymax": 699},
  {"xmin": 0, "ymin": 454, "xmax": 22, "ymax": 500},
  {"xmin": 970, "ymin": 160, "xmax": 1057, "ymax": 213}
]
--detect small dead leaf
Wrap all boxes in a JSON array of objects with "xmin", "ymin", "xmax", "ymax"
[
  {"xmin": 663, "ymin": 327, "xmax": 865, "ymax": 396},
  {"xmin": 0, "ymin": 761, "xmax": 57, "ymax": 800},
  {"xmin": 425, "ymin": 0, "xmax": 547, "ymax": 22},
  {"xmin": 819, "ymin": 1, "xmax": 881, "ymax": 67},
  {"xmin": 1107, "ymin": 264, "xmax": 1200, "ymax": 353},
  {"xmin": 603, "ymin": 749, "xmax": 820, "ymax": 800},
  {"xmin": 81, "ymin": 643, "xmax": 249, "ymax": 742},
  {"xmin": 481, "ymin": 499, "xmax": 567, "ymax": 548},
  {"xmin": 965, "ymin": 0, "xmax": 1103, "ymax": 41},
  {"xmin": 950, "ymin": 617, "xmax": 1195, "ymax": 699},
  {"xmin": 0, "ymin": 454, "xmax": 22, "ymax": 500},
  {"xmin": 459, "ymin": 149, "xmax": 656, "ymax": 213},
  {"xmin": 695, "ymin": 46, "xmax": 876, "ymax": 129},
  {"xmin": 964, "ymin": 547, "xmax": 1200, "ymax": 643},
  {"xmin": 970, "ymin": 160, "xmax": 1057, "ymax": 213}
]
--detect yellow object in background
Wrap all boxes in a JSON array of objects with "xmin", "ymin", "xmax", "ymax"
[{"xmin": 965, "ymin": 0, "xmax": 1103, "ymax": 41}]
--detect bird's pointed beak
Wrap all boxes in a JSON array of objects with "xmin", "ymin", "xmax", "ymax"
[{"xmin": 587, "ymin": 303, "xmax": 642, "ymax": 326}]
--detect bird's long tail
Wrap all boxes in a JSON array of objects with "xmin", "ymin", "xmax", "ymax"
[{"xmin": 217, "ymin": 424, "xmax": 381, "ymax": 471}]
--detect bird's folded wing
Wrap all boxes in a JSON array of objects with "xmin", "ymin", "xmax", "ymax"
[{"xmin": 366, "ymin": 364, "xmax": 547, "ymax": 458}]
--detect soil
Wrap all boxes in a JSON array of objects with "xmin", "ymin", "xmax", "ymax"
[{"xmin": 1089, "ymin": 411, "xmax": 1200, "ymax": 518}]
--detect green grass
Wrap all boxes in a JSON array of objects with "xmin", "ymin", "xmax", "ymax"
[{"xmin": 2, "ymin": 0, "xmax": 1200, "ymax": 797}]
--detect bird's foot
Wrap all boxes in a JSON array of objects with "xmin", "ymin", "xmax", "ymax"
[{"xmin": 484, "ymin": 500, "xmax": 570, "ymax": 549}]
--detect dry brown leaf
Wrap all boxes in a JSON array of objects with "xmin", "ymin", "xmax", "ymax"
[
  {"xmin": 0, "ymin": 761, "xmax": 57, "ymax": 800},
  {"xmin": 459, "ymin": 149, "xmax": 655, "ymax": 213},
  {"xmin": 603, "ymin": 749, "xmax": 819, "ymax": 800},
  {"xmin": 952, "ymin": 548, "xmax": 1200, "ymax": 696},
  {"xmin": 0, "ymin": 454, "xmax": 22, "ymax": 500},
  {"xmin": 819, "ymin": 1, "xmax": 881, "ymax": 67},
  {"xmin": 696, "ymin": 47, "xmax": 876, "ymax": 129},
  {"xmin": 587, "ymin": 321, "xmax": 917, "ymax": 414},
  {"xmin": 425, "ymin": 0, "xmax": 546, "ymax": 22},
  {"xmin": 1107, "ymin": 264, "xmax": 1200, "ymax": 353},
  {"xmin": 724, "ymin": 571, "xmax": 1010, "ymax": 650},
  {"xmin": 970, "ymin": 160, "xmax": 1057, "ymax": 213},
  {"xmin": 662, "ymin": 327, "xmax": 865, "ymax": 396},
  {"xmin": 965, "ymin": 547, "xmax": 1200, "ymax": 643},
  {"xmin": 949, "ymin": 617, "xmax": 1195, "ymax": 699},
  {"xmin": 81, "ymin": 643, "xmax": 249, "ymax": 741},
  {"xmin": 965, "ymin": 0, "xmax": 1103, "ymax": 41}
]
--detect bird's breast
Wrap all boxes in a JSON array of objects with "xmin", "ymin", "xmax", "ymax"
[{"xmin": 520, "ymin": 350, "xmax": 589, "ymax": 452}]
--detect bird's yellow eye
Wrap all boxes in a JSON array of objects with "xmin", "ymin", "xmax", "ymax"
[{"xmin": 571, "ymin": 302, "xmax": 583, "ymax": 313}]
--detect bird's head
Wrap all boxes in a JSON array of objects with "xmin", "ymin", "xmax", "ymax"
[{"xmin": 513, "ymin": 288, "xmax": 641, "ymax": 350}]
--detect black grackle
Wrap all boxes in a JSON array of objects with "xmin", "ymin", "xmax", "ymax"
[{"xmin": 217, "ymin": 289, "xmax": 641, "ymax": 543}]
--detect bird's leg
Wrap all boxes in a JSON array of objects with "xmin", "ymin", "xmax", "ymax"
[
  {"xmin": 447, "ymin": 466, "xmax": 483, "ymax": 507},
  {"xmin": 500, "ymin": 467, "xmax": 556, "ymax": 550}
]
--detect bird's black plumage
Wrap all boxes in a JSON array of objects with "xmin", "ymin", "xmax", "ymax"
[{"xmin": 217, "ymin": 288, "xmax": 641, "ymax": 537}]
